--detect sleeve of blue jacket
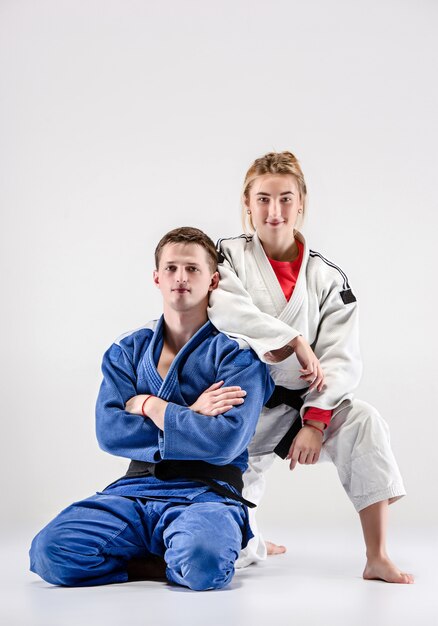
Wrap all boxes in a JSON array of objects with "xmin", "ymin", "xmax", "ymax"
[
  {"xmin": 158, "ymin": 342, "xmax": 274, "ymax": 465},
  {"xmin": 95, "ymin": 342, "xmax": 161, "ymax": 463}
]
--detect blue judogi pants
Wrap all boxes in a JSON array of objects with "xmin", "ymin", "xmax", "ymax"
[{"xmin": 29, "ymin": 493, "xmax": 246, "ymax": 591}]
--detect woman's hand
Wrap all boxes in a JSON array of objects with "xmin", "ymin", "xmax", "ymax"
[
  {"xmin": 190, "ymin": 381, "xmax": 246, "ymax": 416},
  {"xmin": 265, "ymin": 337, "xmax": 324, "ymax": 392},
  {"xmin": 287, "ymin": 423, "xmax": 324, "ymax": 470},
  {"xmin": 291, "ymin": 336, "xmax": 325, "ymax": 392}
]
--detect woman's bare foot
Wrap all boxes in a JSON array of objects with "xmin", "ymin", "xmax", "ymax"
[
  {"xmin": 363, "ymin": 555, "xmax": 414, "ymax": 584},
  {"xmin": 266, "ymin": 541, "xmax": 287, "ymax": 556}
]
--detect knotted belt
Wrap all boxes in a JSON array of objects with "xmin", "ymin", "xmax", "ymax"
[
  {"xmin": 265, "ymin": 385, "xmax": 308, "ymax": 459},
  {"xmin": 125, "ymin": 459, "xmax": 256, "ymax": 508}
]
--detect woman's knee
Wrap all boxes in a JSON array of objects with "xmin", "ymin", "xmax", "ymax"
[
  {"xmin": 353, "ymin": 400, "xmax": 390, "ymax": 438},
  {"xmin": 335, "ymin": 400, "xmax": 388, "ymax": 436}
]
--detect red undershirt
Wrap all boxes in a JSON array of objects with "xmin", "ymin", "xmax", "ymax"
[{"xmin": 268, "ymin": 240, "xmax": 332, "ymax": 427}]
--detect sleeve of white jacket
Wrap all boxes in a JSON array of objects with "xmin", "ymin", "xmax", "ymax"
[
  {"xmin": 208, "ymin": 255, "xmax": 300, "ymax": 362},
  {"xmin": 301, "ymin": 280, "xmax": 363, "ymax": 415}
]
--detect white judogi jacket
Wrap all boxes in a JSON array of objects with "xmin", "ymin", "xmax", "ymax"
[{"xmin": 208, "ymin": 231, "xmax": 362, "ymax": 418}]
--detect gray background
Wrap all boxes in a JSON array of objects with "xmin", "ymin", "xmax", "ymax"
[{"xmin": 1, "ymin": 0, "xmax": 436, "ymax": 534}]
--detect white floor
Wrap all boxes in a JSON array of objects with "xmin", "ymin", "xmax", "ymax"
[{"xmin": 2, "ymin": 526, "xmax": 435, "ymax": 626}]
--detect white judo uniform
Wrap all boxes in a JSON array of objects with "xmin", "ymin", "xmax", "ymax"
[{"xmin": 208, "ymin": 231, "xmax": 406, "ymax": 567}]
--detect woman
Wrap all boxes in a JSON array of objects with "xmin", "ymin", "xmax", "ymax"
[{"xmin": 208, "ymin": 151, "xmax": 413, "ymax": 584}]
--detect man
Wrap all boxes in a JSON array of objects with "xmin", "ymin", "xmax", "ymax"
[{"xmin": 29, "ymin": 227, "xmax": 273, "ymax": 591}]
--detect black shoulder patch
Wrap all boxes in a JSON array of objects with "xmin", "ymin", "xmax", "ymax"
[
  {"xmin": 340, "ymin": 289, "xmax": 357, "ymax": 304},
  {"xmin": 310, "ymin": 250, "xmax": 357, "ymax": 304}
]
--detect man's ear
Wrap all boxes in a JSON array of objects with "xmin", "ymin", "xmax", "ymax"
[
  {"xmin": 153, "ymin": 270, "xmax": 160, "ymax": 287},
  {"xmin": 209, "ymin": 271, "xmax": 220, "ymax": 292}
]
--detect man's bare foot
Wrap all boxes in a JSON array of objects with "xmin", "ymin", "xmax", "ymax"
[
  {"xmin": 363, "ymin": 555, "xmax": 414, "ymax": 584},
  {"xmin": 266, "ymin": 541, "xmax": 287, "ymax": 556}
]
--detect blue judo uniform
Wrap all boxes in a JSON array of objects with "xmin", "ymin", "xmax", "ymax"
[{"xmin": 30, "ymin": 317, "xmax": 273, "ymax": 590}]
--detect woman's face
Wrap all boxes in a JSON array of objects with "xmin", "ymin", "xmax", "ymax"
[{"xmin": 246, "ymin": 174, "xmax": 302, "ymax": 245}]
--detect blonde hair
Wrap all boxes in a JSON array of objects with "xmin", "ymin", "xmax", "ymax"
[{"xmin": 241, "ymin": 151, "xmax": 307, "ymax": 233}]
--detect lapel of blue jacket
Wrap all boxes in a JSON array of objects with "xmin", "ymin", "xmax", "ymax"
[{"xmin": 140, "ymin": 316, "xmax": 214, "ymax": 404}]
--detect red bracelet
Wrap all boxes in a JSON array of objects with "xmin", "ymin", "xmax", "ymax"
[
  {"xmin": 303, "ymin": 422, "xmax": 324, "ymax": 435},
  {"xmin": 141, "ymin": 395, "xmax": 155, "ymax": 417}
]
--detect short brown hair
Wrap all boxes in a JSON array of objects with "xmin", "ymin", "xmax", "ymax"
[
  {"xmin": 242, "ymin": 151, "xmax": 308, "ymax": 233},
  {"xmin": 154, "ymin": 227, "xmax": 218, "ymax": 272}
]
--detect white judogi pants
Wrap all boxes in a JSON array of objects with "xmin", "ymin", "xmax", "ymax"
[{"xmin": 236, "ymin": 399, "xmax": 406, "ymax": 568}]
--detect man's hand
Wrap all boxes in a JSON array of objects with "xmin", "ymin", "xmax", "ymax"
[
  {"xmin": 190, "ymin": 381, "xmax": 246, "ymax": 416},
  {"xmin": 125, "ymin": 394, "xmax": 149, "ymax": 415},
  {"xmin": 287, "ymin": 423, "xmax": 324, "ymax": 470},
  {"xmin": 265, "ymin": 336, "xmax": 324, "ymax": 392},
  {"xmin": 125, "ymin": 394, "xmax": 167, "ymax": 431}
]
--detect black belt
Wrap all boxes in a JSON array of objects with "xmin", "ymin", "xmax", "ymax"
[
  {"xmin": 125, "ymin": 459, "xmax": 256, "ymax": 508},
  {"xmin": 265, "ymin": 385, "xmax": 307, "ymax": 459}
]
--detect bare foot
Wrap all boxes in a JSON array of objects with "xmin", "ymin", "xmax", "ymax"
[
  {"xmin": 363, "ymin": 555, "xmax": 414, "ymax": 584},
  {"xmin": 266, "ymin": 541, "xmax": 287, "ymax": 556}
]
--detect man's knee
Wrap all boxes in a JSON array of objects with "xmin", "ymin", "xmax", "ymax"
[
  {"xmin": 164, "ymin": 505, "xmax": 242, "ymax": 591},
  {"xmin": 30, "ymin": 515, "xmax": 106, "ymax": 587},
  {"xmin": 30, "ymin": 525, "xmax": 77, "ymax": 586},
  {"xmin": 167, "ymin": 533, "xmax": 235, "ymax": 590}
]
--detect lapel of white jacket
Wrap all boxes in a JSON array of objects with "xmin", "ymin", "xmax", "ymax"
[{"xmin": 252, "ymin": 231, "xmax": 308, "ymax": 326}]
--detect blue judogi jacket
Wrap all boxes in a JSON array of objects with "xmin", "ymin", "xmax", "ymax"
[{"xmin": 96, "ymin": 317, "xmax": 273, "ymax": 505}]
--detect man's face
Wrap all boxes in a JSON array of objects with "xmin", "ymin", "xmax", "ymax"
[{"xmin": 153, "ymin": 243, "xmax": 219, "ymax": 314}]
